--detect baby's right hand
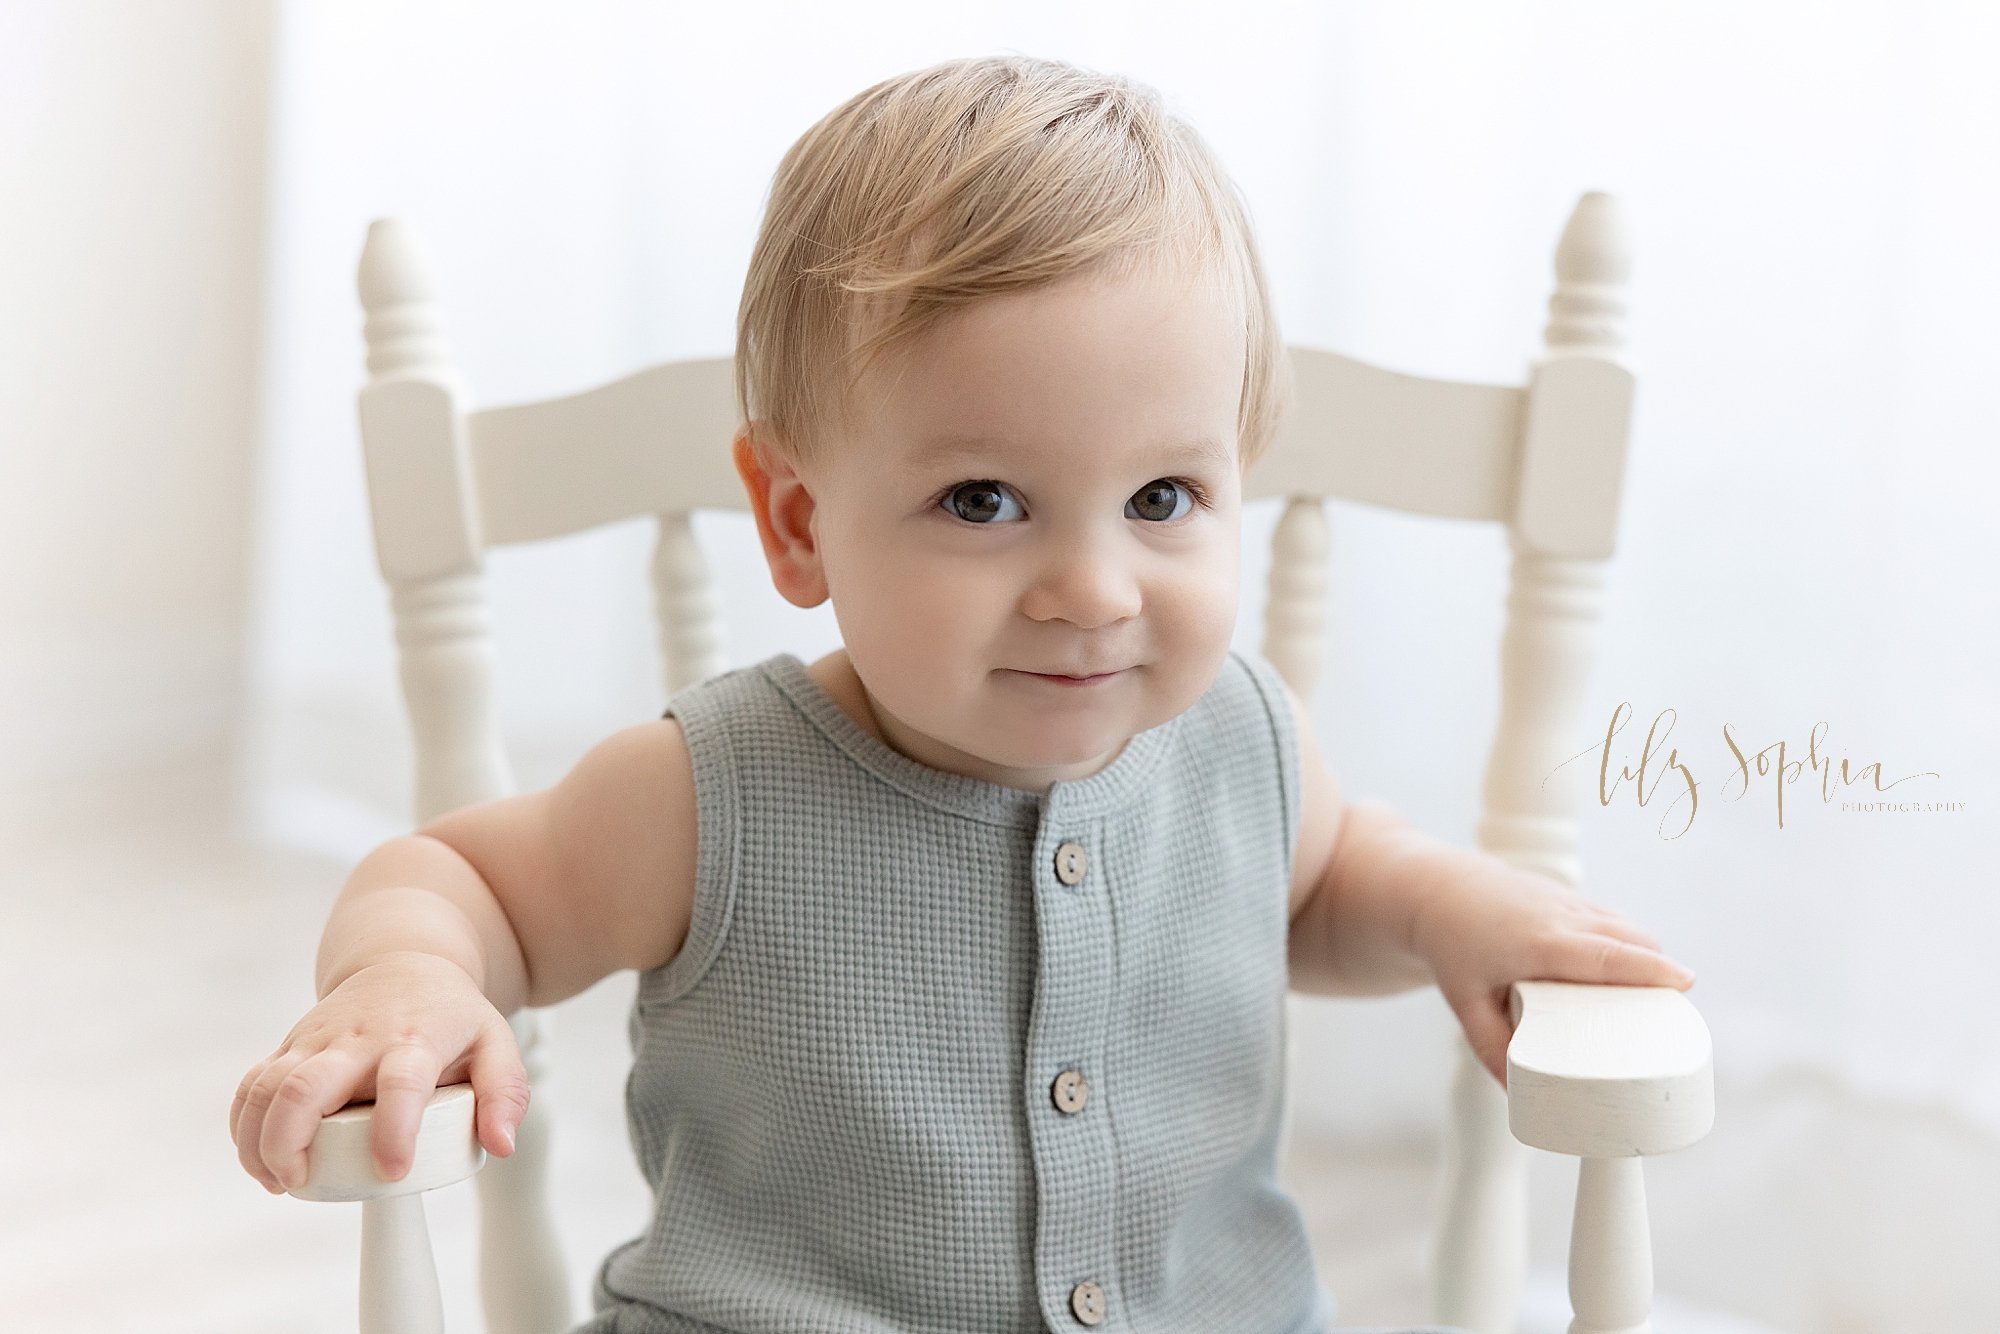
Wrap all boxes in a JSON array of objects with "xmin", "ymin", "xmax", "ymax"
[{"xmin": 230, "ymin": 950, "xmax": 530, "ymax": 1195}]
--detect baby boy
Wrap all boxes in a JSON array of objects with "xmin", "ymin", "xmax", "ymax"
[{"xmin": 232, "ymin": 54, "xmax": 1693, "ymax": 1333}]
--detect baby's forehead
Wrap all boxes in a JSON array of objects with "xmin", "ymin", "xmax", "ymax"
[
  {"xmin": 808, "ymin": 262, "xmax": 1246, "ymax": 470},
  {"xmin": 846, "ymin": 421, "xmax": 1242, "ymax": 482}
]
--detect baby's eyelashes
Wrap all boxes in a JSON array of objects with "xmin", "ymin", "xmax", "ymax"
[{"xmin": 935, "ymin": 477, "xmax": 1210, "ymax": 526}]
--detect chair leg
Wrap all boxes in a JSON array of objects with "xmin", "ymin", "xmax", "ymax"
[
  {"xmin": 477, "ymin": 1007, "xmax": 575, "ymax": 1334},
  {"xmin": 1567, "ymin": 1156, "xmax": 1653, "ymax": 1334},
  {"xmin": 1432, "ymin": 1040, "xmax": 1529, "ymax": 1334}
]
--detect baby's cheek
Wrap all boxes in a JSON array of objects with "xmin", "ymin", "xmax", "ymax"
[{"xmin": 1177, "ymin": 562, "xmax": 1240, "ymax": 640}]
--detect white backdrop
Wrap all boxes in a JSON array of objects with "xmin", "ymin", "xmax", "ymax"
[{"xmin": 235, "ymin": 2, "xmax": 1998, "ymax": 1320}]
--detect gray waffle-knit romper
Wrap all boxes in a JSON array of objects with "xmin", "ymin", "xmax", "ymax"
[{"xmin": 578, "ymin": 650, "xmax": 1466, "ymax": 1334}]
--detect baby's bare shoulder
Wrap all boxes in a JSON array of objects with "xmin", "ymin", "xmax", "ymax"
[{"xmin": 421, "ymin": 717, "xmax": 698, "ymax": 1007}]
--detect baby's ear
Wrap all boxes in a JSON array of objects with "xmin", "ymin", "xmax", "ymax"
[{"xmin": 732, "ymin": 426, "xmax": 829, "ymax": 609}]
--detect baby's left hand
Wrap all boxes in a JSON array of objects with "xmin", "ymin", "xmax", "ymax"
[{"xmin": 1413, "ymin": 859, "xmax": 1696, "ymax": 1089}]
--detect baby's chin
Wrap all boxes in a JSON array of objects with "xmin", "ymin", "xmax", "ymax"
[{"xmin": 952, "ymin": 713, "xmax": 1147, "ymax": 779}]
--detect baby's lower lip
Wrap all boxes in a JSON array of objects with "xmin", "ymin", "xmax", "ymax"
[{"xmin": 1012, "ymin": 669, "xmax": 1124, "ymax": 687}]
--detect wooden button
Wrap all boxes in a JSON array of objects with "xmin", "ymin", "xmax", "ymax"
[
  {"xmin": 1054, "ymin": 841, "xmax": 1088, "ymax": 886},
  {"xmin": 1050, "ymin": 1068, "xmax": 1089, "ymax": 1115},
  {"xmin": 1069, "ymin": 1280, "xmax": 1106, "ymax": 1325}
]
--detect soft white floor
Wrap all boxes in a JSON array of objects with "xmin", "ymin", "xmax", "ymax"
[{"xmin": 0, "ymin": 760, "xmax": 1851, "ymax": 1333}]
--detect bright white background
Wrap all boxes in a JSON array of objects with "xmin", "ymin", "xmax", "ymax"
[{"xmin": 4, "ymin": 2, "xmax": 1996, "ymax": 1330}]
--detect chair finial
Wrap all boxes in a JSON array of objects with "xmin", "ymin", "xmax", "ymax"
[
  {"xmin": 358, "ymin": 218, "xmax": 451, "ymax": 378},
  {"xmin": 1545, "ymin": 192, "xmax": 1631, "ymax": 355}
]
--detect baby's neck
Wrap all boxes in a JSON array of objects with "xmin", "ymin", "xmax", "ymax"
[{"xmin": 804, "ymin": 649, "xmax": 885, "ymax": 742}]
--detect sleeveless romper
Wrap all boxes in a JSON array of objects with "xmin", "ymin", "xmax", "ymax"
[{"xmin": 577, "ymin": 650, "xmax": 1466, "ymax": 1333}]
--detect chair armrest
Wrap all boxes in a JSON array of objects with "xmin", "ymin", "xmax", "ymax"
[
  {"xmin": 1504, "ymin": 981, "xmax": 1713, "ymax": 1158},
  {"xmin": 287, "ymin": 1083, "xmax": 487, "ymax": 1202}
]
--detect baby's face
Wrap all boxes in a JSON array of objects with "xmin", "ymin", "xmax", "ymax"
[{"xmin": 777, "ymin": 262, "xmax": 1245, "ymax": 791}]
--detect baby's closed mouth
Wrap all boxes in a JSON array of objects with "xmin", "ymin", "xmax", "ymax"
[{"xmin": 1006, "ymin": 667, "xmax": 1128, "ymax": 687}]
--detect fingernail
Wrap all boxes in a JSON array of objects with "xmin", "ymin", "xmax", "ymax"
[{"xmin": 502, "ymin": 1122, "xmax": 516, "ymax": 1153}]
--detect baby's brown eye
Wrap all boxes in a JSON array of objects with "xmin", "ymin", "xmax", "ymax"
[
  {"xmin": 1127, "ymin": 479, "xmax": 1194, "ymax": 523},
  {"xmin": 943, "ymin": 481, "xmax": 1023, "ymax": 523}
]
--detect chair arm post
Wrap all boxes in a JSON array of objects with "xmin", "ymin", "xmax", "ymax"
[
  {"xmin": 1505, "ymin": 980, "xmax": 1713, "ymax": 1334},
  {"xmin": 290, "ymin": 1084, "xmax": 486, "ymax": 1334},
  {"xmin": 1567, "ymin": 1156, "xmax": 1653, "ymax": 1334},
  {"xmin": 360, "ymin": 1194, "xmax": 447, "ymax": 1334}
]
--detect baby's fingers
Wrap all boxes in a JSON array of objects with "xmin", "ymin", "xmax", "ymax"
[
  {"xmin": 249, "ymin": 1045, "xmax": 371, "ymax": 1193},
  {"xmin": 258, "ymin": 1046, "xmax": 374, "ymax": 1191},
  {"xmin": 1575, "ymin": 908, "xmax": 1661, "ymax": 953},
  {"xmin": 230, "ymin": 1049, "xmax": 287, "ymax": 1150},
  {"xmin": 234, "ymin": 1051, "xmax": 309, "ymax": 1191},
  {"xmin": 366, "ymin": 1039, "xmax": 447, "ymax": 1183},
  {"xmin": 1555, "ymin": 931, "xmax": 1695, "ymax": 988},
  {"xmin": 1448, "ymin": 988, "xmax": 1516, "ymax": 1091}
]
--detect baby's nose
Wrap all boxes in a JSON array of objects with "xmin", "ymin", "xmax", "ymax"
[{"xmin": 1020, "ymin": 547, "xmax": 1142, "ymax": 628}]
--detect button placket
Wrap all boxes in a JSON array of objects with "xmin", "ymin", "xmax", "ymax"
[
  {"xmin": 1028, "ymin": 804, "xmax": 1118, "ymax": 1332},
  {"xmin": 1049, "ymin": 838, "xmax": 1092, "ymax": 1120}
]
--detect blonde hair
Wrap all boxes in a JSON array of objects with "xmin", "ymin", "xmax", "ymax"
[{"xmin": 735, "ymin": 54, "xmax": 1288, "ymax": 471}]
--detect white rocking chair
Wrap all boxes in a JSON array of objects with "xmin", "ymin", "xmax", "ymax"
[{"xmin": 291, "ymin": 191, "xmax": 1717, "ymax": 1334}]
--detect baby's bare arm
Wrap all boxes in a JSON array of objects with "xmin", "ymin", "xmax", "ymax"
[
  {"xmin": 229, "ymin": 839, "xmax": 529, "ymax": 1196},
  {"xmin": 314, "ymin": 834, "xmax": 531, "ymax": 1014},
  {"xmin": 230, "ymin": 718, "xmax": 697, "ymax": 1194},
  {"xmin": 1277, "ymin": 677, "xmax": 1695, "ymax": 1088},
  {"xmin": 1293, "ymin": 795, "xmax": 1697, "ymax": 1086}
]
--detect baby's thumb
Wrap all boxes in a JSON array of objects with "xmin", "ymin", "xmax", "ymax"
[
  {"xmin": 467, "ymin": 1022, "xmax": 532, "ymax": 1157},
  {"xmin": 1448, "ymin": 987, "xmax": 1516, "ymax": 1091}
]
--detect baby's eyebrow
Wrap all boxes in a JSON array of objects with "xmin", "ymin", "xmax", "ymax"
[{"xmin": 906, "ymin": 432, "xmax": 1231, "ymax": 472}]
